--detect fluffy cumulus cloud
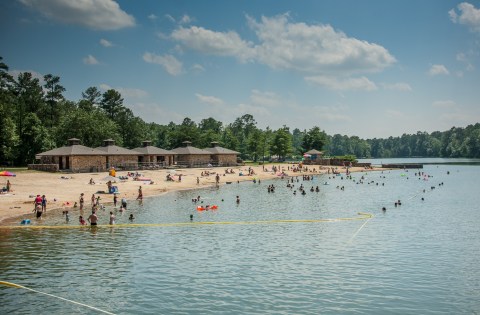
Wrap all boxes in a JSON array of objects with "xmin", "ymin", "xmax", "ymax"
[
  {"xmin": 250, "ymin": 90, "xmax": 281, "ymax": 107},
  {"xmin": 19, "ymin": 0, "xmax": 135, "ymax": 30},
  {"xmin": 100, "ymin": 39, "xmax": 113, "ymax": 47},
  {"xmin": 195, "ymin": 93, "xmax": 225, "ymax": 106},
  {"xmin": 305, "ymin": 75, "xmax": 378, "ymax": 91},
  {"xmin": 449, "ymin": 2, "xmax": 480, "ymax": 32},
  {"xmin": 428, "ymin": 64, "xmax": 450, "ymax": 76},
  {"xmin": 143, "ymin": 52, "xmax": 183, "ymax": 76},
  {"xmin": 83, "ymin": 54, "xmax": 99, "ymax": 65},
  {"xmin": 171, "ymin": 26, "xmax": 256, "ymax": 62},
  {"xmin": 170, "ymin": 14, "xmax": 396, "ymax": 76},
  {"xmin": 381, "ymin": 82, "xmax": 413, "ymax": 91}
]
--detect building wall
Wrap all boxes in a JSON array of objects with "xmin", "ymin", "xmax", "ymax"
[
  {"xmin": 107, "ymin": 155, "xmax": 138, "ymax": 168},
  {"xmin": 176, "ymin": 154, "xmax": 211, "ymax": 167},
  {"xmin": 71, "ymin": 156, "xmax": 106, "ymax": 172},
  {"xmin": 214, "ymin": 154, "xmax": 237, "ymax": 166}
]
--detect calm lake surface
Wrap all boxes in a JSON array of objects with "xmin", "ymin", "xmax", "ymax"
[{"xmin": 1, "ymin": 160, "xmax": 480, "ymax": 314}]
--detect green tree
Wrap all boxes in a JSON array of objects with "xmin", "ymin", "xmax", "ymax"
[
  {"xmin": 43, "ymin": 74, "xmax": 65, "ymax": 127},
  {"xmin": 18, "ymin": 113, "xmax": 54, "ymax": 165},
  {"xmin": 0, "ymin": 103, "xmax": 19, "ymax": 165},
  {"xmin": 100, "ymin": 89, "xmax": 124, "ymax": 120},
  {"xmin": 79, "ymin": 86, "xmax": 102, "ymax": 111},
  {"xmin": 302, "ymin": 126, "xmax": 328, "ymax": 152},
  {"xmin": 271, "ymin": 126, "xmax": 292, "ymax": 160},
  {"xmin": 56, "ymin": 108, "xmax": 121, "ymax": 147}
]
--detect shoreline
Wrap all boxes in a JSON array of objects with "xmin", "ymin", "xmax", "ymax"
[{"xmin": 0, "ymin": 164, "xmax": 385, "ymax": 226}]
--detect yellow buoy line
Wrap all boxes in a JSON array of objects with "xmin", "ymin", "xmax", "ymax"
[
  {"xmin": 0, "ymin": 212, "xmax": 373, "ymax": 230},
  {"xmin": 0, "ymin": 280, "xmax": 116, "ymax": 315}
]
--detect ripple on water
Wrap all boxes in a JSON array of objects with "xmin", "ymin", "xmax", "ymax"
[{"xmin": 1, "ymin": 166, "xmax": 480, "ymax": 314}]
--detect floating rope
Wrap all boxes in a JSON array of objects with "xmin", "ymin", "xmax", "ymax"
[
  {"xmin": 0, "ymin": 212, "xmax": 373, "ymax": 230},
  {"xmin": 0, "ymin": 280, "xmax": 116, "ymax": 314}
]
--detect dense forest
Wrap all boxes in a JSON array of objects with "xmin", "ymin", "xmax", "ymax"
[{"xmin": 1, "ymin": 56, "xmax": 480, "ymax": 166}]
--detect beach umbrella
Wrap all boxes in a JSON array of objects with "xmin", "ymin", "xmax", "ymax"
[
  {"xmin": 0, "ymin": 171, "xmax": 16, "ymax": 177},
  {"xmin": 101, "ymin": 175, "xmax": 117, "ymax": 182}
]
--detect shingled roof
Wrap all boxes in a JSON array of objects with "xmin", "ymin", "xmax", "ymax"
[
  {"xmin": 204, "ymin": 146, "xmax": 240, "ymax": 154},
  {"xmin": 37, "ymin": 145, "xmax": 105, "ymax": 156},
  {"xmin": 171, "ymin": 141, "xmax": 211, "ymax": 155},
  {"xmin": 133, "ymin": 146, "xmax": 175, "ymax": 155},
  {"xmin": 305, "ymin": 149, "xmax": 324, "ymax": 155},
  {"xmin": 95, "ymin": 139, "xmax": 139, "ymax": 155}
]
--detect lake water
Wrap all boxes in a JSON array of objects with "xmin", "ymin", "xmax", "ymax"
[{"xmin": 1, "ymin": 161, "xmax": 480, "ymax": 314}]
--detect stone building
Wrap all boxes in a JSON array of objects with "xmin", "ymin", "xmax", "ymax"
[
  {"xmin": 171, "ymin": 141, "xmax": 212, "ymax": 167},
  {"xmin": 204, "ymin": 142, "xmax": 239, "ymax": 166},
  {"xmin": 303, "ymin": 149, "xmax": 326, "ymax": 165},
  {"xmin": 95, "ymin": 139, "xmax": 139, "ymax": 169},
  {"xmin": 133, "ymin": 141, "xmax": 175, "ymax": 167},
  {"xmin": 34, "ymin": 138, "xmax": 106, "ymax": 172}
]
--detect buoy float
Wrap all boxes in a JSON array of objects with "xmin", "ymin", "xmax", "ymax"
[{"xmin": 196, "ymin": 205, "xmax": 218, "ymax": 211}]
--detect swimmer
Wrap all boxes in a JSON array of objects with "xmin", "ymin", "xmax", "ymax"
[
  {"xmin": 190, "ymin": 214, "xmax": 193, "ymax": 221},
  {"xmin": 236, "ymin": 196, "xmax": 240, "ymax": 204},
  {"xmin": 109, "ymin": 211, "xmax": 115, "ymax": 225},
  {"xmin": 129, "ymin": 214, "xmax": 134, "ymax": 221},
  {"xmin": 79, "ymin": 215, "xmax": 86, "ymax": 225},
  {"xmin": 88, "ymin": 211, "xmax": 98, "ymax": 226}
]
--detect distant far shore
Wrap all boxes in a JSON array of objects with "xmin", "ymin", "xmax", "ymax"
[{"xmin": 0, "ymin": 164, "xmax": 385, "ymax": 225}]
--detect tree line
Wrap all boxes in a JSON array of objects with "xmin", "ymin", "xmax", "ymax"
[{"xmin": 1, "ymin": 56, "xmax": 479, "ymax": 166}]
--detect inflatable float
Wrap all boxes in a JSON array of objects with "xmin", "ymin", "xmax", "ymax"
[{"xmin": 197, "ymin": 205, "xmax": 218, "ymax": 211}]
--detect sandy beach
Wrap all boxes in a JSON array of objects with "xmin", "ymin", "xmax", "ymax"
[{"xmin": 0, "ymin": 164, "xmax": 382, "ymax": 225}]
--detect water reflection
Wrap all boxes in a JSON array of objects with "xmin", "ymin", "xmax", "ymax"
[{"xmin": 1, "ymin": 165, "xmax": 480, "ymax": 314}]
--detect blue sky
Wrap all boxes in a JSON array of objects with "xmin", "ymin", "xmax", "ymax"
[{"xmin": 1, "ymin": 0, "xmax": 480, "ymax": 138}]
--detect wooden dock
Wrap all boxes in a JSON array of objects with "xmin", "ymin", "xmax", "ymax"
[{"xmin": 382, "ymin": 163, "xmax": 423, "ymax": 169}]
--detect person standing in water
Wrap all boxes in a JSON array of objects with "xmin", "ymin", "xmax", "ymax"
[
  {"xmin": 137, "ymin": 186, "xmax": 143, "ymax": 200},
  {"xmin": 88, "ymin": 211, "xmax": 98, "ymax": 226},
  {"xmin": 79, "ymin": 193, "xmax": 85, "ymax": 211},
  {"xmin": 41, "ymin": 195, "xmax": 47, "ymax": 213},
  {"xmin": 109, "ymin": 211, "xmax": 115, "ymax": 225}
]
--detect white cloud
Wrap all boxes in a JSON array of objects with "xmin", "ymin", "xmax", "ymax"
[
  {"xmin": 432, "ymin": 100, "xmax": 457, "ymax": 108},
  {"xmin": 381, "ymin": 82, "xmax": 412, "ymax": 91},
  {"xmin": 9, "ymin": 69, "xmax": 44, "ymax": 83},
  {"xmin": 180, "ymin": 14, "xmax": 192, "ymax": 24},
  {"xmin": 456, "ymin": 51, "xmax": 475, "ymax": 71},
  {"xmin": 143, "ymin": 52, "xmax": 183, "ymax": 76},
  {"xmin": 171, "ymin": 14, "xmax": 395, "ymax": 76},
  {"xmin": 305, "ymin": 75, "xmax": 378, "ymax": 91},
  {"xmin": 165, "ymin": 14, "xmax": 175, "ymax": 23},
  {"xmin": 195, "ymin": 93, "xmax": 225, "ymax": 106},
  {"xmin": 19, "ymin": 0, "xmax": 135, "ymax": 30},
  {"xmin": 171, "ymin": 26, "xmax": 256, "ymax": 63},
  {"xmin": 99, "ymin": 84, "xmax": 148, "ymax": 98},
  {"xmin": 148, "ymin": 14, "xmax": 158, "ymax": 20},
  {"xmin": 100, "ymin": 38, "xmax": 113, "ymax": 47},
  {"xmin": 83, "ymin": 54, "xmax": 99, "ymax": 65},
  {"xmin": 449, "ymin": 2, "xmax": 480, "ymax": 33},
  {"xmin": 191, "ymin": 64, "xmax": 205, "ymax": 72},
  {"xmin": 428, "ymin": 64, "xmax": 450, "ymax": 75},
  {"xmin": 130, "ymin": 102, "xmax": 184, "ymax": 125},
  {"xmin": 250, "ymin": 90, "xmax": 281, "ymax": 107}
]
